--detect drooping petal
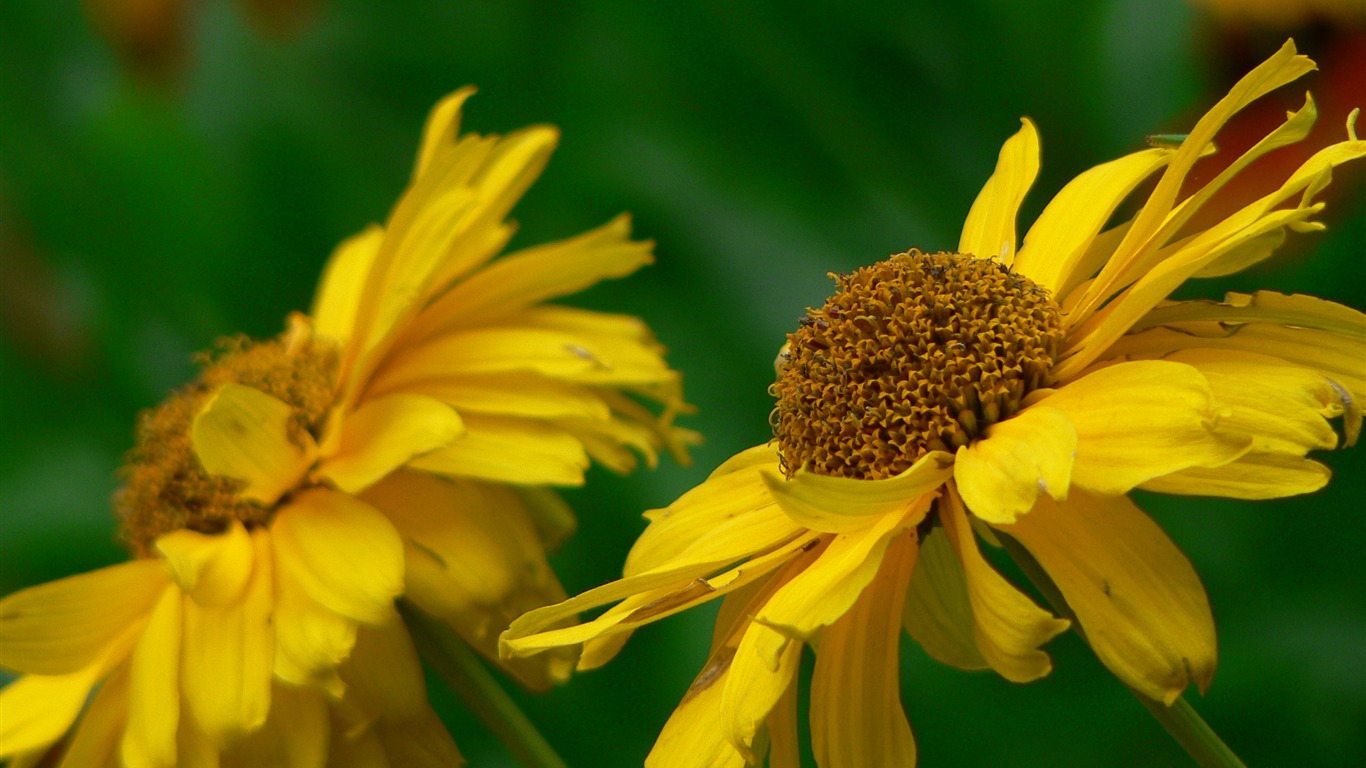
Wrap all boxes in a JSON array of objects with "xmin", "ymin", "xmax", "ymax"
[
  {"xmin": 395, "ymin": 372, "xmax": 611, "ymax": 421},
  {"xmin": 761, "ymin": 451, "xmax": 953, "ymax": 533},
  {"xmin": 270, "ymin": 489, "xmax": 405, "ymax": 625},
  {"xmin": 998, "ymin": 490, "xmax": 1216, "ymax": 704},
  {"xmin": 0, "ymin": 667, "xmax": 107, "ymax": 758},
  {"xmin": 408, "ymin": 414, "xmax": 589, "ymax": 486},
  {"xmin": 903, "ymin": 526, "xmax": 987, "ymax": 671},
  {"xmin": 941, "ymin": 487, "xmax": 1068, "ymax": 682},
  {"xmin": 754, "ymin": 495, "xmax": 929, "ymax": 642},
  {"xmin": 371, "ymin": 710, "xmax": 464, "ymax": 768},
  {"xmin": 221, "ymin": 684, "xmax": 328, "ymax": 768},
  {"xmin": 156, "ymin": 522, "xmax": 253, "ymax": 607},
  {"xmin": 810, "ymin": 532, "xmax": 918, "ymax": 768},
  {"xmin": 319, "ymin": 393, "xmax": 464, "ymax": 493},
  {"xmin": 312, "ymin": 225, "xmax": 383, "ymax": 348},
  {"xmin": 337, "ymin": 615, "xmax": 428, "ymax": 722},
  {"xmin": 766, "ymin": 661, "xmax": 801, "ymax": 768},
  {"xmin": 959, "ymin": 118, "xmax": 1040, "ymax": 265},
  {"xmin": 179, "ymin": 528, "xmax": 274, "ymax": 744},
  {"xmin": 122, "ymin": 587, "xmax": 182, "ymax": 768},
  {"xmin": 271, "ymin": 552, "xmax": 355, "ymax": 694},
  {"xmin": 1014, "ymin": 147, "xmax": 1173, "ymax": 292},
  {"xmin": 1044, "ymin": 360, "xmax": 1250, "ymax": 494},
  {"xmin": 1140, "ymin": 453, "xmax": 1332, "ymax": 500},
  {"xmin": 720, "ymin": 622, "xmax": 804, "ymax": 762},
  {"xmin": 954, "ymin": 405, "xmax": 1075, "ymax": 524},
  {"xmin": 0, "ymin": 559, "xmax": 165, "ymax": 675},
  {"xmin": 191, "ymin": 383, "xmax": 315, "ymax": 505},
  {"xmin": 55, "ymin": 663, "xmax": 131, "ymax": 768},
  {"xmin": 644, "ymin": 650, "xmax": 750, "ymax": 768}
]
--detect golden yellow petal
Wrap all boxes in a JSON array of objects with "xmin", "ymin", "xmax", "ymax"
[
  {"xmin": 319, "ymin": 393, "xmax": 464, "ymax": 493},
  {"xmin": 337, "ymin": 615, "xmax": 427, "ymax": 722},
  {"xmin": 191, "ymin": 383, "xmax": 315, "ymax": 505},
  {"xmin": 1014, "ymin": 147, "xmax": 1173, "ymax": 292},
  {"xmin": 0, "ymin": 559, "xmax": 165, "ymax": 675},
  {"xmin": 1140, "ymin": 453, "xmax": 1332, "ymax": 500},
  {"xmin": 371, "ymin": 709, "xmax": 464, "ymax": 768},
  {"xmin": 156, "ymin": 522, "xmax": 253, "ymax": 607},
  {"xmin": 1044, "ymin": 360, "xmax": 1250, "ymax": 494},
  {"xmin": 644, "ymin": 653, "xmax": 750, "ymax": 768},
  {"xmin": 0, "ymin": 669, "xmax": 104, "ymax": 758},
  {"xmin": 412, "ymin": 87, "xmax": 477, "ymax": 181},
  {"xmin": 766, "ymin": 663, "xmax": 802, "ymax": 768},
  {"xmin": 405, "ymin": 213, "xmax": 652, "ymax": 335},
  {"xmin": 223, "ymin": 683, "xmax": 327, "ymax": 768},
  {"xmin": 953, "ymin": 405, "xmax": 1075, "ymax": 524},
  {"xmin": 754, "ymin": 495, "xmax": 928, "ymax": 641},
  {"xmin": 941, "ymin": 488, "xmax": 1068, "ymax": 682},
  {"xmin": 121, "ymin": 587, "xmax": 182, "ymax": 768},
  {"xmin": 56, "ymin": 663, "xmax": 130, "ymax": 768},
  {"xmin": 720, "ymin": 621, "xmax": 804, "ymax": 762},
  {"xmin": 270, "ymin": 551, "xmax": 355, "ymax": 694},
  {"xmin": 180, "ymin": 528, "xmax": 274, "ymax": 745},
  {"xmin": 761, "ymin": 451, "xmax": 953, "ymax": 533},
  {"xmin": 408, "ymin": 414, "xmax": 589, "ymax": 486},
  {"xmin": 809, "ymin": 533, "xmax": 918, "ymax": 768},
  {"xmin": 311, "ymin": 224, "xmax": 383, "ymax": 349},
  {"xmin": 903, "ymin": 526, "xmax": 988, "ymax": 671},
  {"xmin": 999, "ymin": 490, "xmax": 1216, "ymax": 704},
  {"xmin": 959, "ymin": 118, "xmax": 1040, "ymax": 265},
  {"xmin": 270, "ymin": 490, "xmax": 404, "ymax": 625},
  {"xmin": 392, "ymin": 372, "xmax": 611, "ymax": 421}
]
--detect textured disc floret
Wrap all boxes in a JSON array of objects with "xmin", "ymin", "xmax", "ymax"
[
  {"xmin": 772, "ymin": 249, "xmax": 1063, "ymax": 480},
  {"xmin": 116, "ymin": 322, "xmax": 338, "ymax": 555}
]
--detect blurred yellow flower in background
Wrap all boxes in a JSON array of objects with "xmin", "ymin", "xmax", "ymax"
[
  {"xmin": 0, "ymin": 88, "xmax": 693, "ymax": 767},
  {"xmin": 503, "ymin": 40, "xmax": 1364, "ymax": 767}
]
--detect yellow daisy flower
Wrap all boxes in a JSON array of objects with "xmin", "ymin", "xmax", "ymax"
[
  {"xmin": 0, "ymin": 88, "xmax": 693, "ymax": 766},
  {"xmin": 503, "ymin": 40, "xmax": 1364, "ymax": 766}
]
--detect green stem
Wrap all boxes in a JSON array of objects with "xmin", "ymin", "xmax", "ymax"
[
  {"xmin": 998, "ymin": 534, "xmax": 1246, "ymax": 768},
  {"xmin": 400, "ymin": 602, "xmax": 568, "ymax": 768}
]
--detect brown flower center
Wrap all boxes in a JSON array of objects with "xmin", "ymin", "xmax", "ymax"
[
  {"xmin": 116, "ymin": 319, "xmax": 338, "ymax": 556},
  {"xmin": 771, "ymin": 249, "xmax": 1062, "ymax": 480}
]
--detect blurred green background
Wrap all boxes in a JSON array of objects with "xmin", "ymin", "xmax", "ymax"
[{"xmin": 2, "ymin": 0, "xmax": 1364, "ymax": 766}]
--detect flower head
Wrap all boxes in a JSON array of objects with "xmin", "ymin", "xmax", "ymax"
[
  {"xmin": 502, "ymin": 40, "xmax": 1365, "ymax": 766},
  {"xmin": 0, "ymin": 89, "xmax": 693, "ymax": 766}
]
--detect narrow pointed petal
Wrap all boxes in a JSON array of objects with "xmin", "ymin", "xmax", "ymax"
[
  {"xmin": 156, "ymin": 522, "xmax": 253, "ymax": 607},
  {"xmin": 954, "ymin": 405, "xmax": 1075, "ymax": 524},
  {"xmin": 412, "ymin": 87, "xmax": 477, "ymax": 180},
  {"xmin": 0, "ymin": 668, "xmax": 105, "ymax": 758},
  {"xmin": 755, "ymin": 495, "xmax": 929, "ymax": 641},
  {"xmin": 810, "ymin": 533, "xmax": 918, "ymax": 768},
  {"xmin": 180, "ymin": 529, "xmax": 274, "ymax": 744},
  {"xmin": 1015, "ymin": 147, "xmax": 1173, "ymax": 291},
  {"xmin": 959, "ymin": 119, "xmax": 1040, "ymax": 265},
  {"xmin": 319, "ymin": 393, "xmax": 464, "ymax": 493},
  {"xmin": 1000, "ymin": 490, "xmax": 1216, "ymax": 703},
  {"xmin": 0, "ymin": 559, "xmax": 165, "ymax": 675},
  {"xmin": 941, "ymin": 488, "xmax": 1068, "ymax": 682},
  {"xmin": 904, "ymin": 526, "xmax": 987, "ymax": 671},
  {"xmin": 55, "ymin": 664, "xmax": 131, "ymax": 768},
  {"xmin": 271, "ymin": 489, "xmax": 404, "ymax": 625},
  {"xmin": 191, "ymin": 383, "xmax": 314, "ymax": 505},
  {"xmin": 1044, "ymin": 360, "xmax": 1250, "ymax": 494},
  {"xmin": 761, "ymin": 451, "xmax": 953, "ymax": 533},
  {"xmin": 645, "ymin": 653, "xmax": 750, "ymax": 768},
  {"xmin": 122, "ymin": 587, "xmax": 182, "ymax": 768},
  {"xmin": 1141, "ymin": 453, "xmax": 1332, "ymax": 499},
  {"xmin": 312, "ymin": 225, "xmax": 383, "ymax": 348}
]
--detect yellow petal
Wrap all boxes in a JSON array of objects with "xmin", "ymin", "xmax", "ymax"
[
  {"xmin": 954, "ymin": 405, "xmax": 1076, "ymax": 524},
  {"xmin": 903, "ymin": 525, "xmax": 987, "ymax": 671},
  {"xmin": 156, "ymin": 522, "xmax": 254, "ymax": 607},
  {"xmin": 271, "ymin": 489, "xmax": 404, "ymax": 625},
  {"xmin": 390, "ymin": 372, "xmax": 611, "ymax": 421},
  {"xmin": 1044, "ymin": 360, "xmax": 1250, "ymax": 494},
  {"xmin": 810, "ymin": 532, "xmax": 918, "ymax": 768},
  {"xmin": 408, "ymin": 414, "xmax": 589, "ymax": 486},
  {"xmin": 755, "ymin": 495, "xmax": 929, "ymax": 641},
  {"xmin": 372, "ymin": 709, "xmax": 464, "ymax": 768},
  {"xmin": 180, "ymin": 528, "xmax": 274, "ymax": 744},
  {"xmin": 271, "ymin": 551, "xmax": 356, "ymax": 694},
  {"xmin": 55, "ymin": 663, "xmax": 130, "ymax": 768},
  {"xmin": 312, "ymin": 225, "xmax": 383, "ymax": 349},
  {"xmin": 412, "ymin": 87, "xmax": 477, "ymax": 181},
  {"xmin": 761, "ymin": 451, "xmax": 953, "ymax": 533},
  {"xmin": 959, "ymin": 118, "xmax": 1040, "ymax": 265},
  {"xmin": 998, "ymin": 490, "xmax": 1216, "ymax": 704},
  {"xmin": 1140, "ymin": 453, "xmax": 1332, "ymax": 500},
  {"xmin": 645, "ymin": 650, "xmax": 750, "ymax": 768},
  {"xmin": 407, "ymin": 213, "xmax": 653, "ymax": 335},
  {"xmin": 122, "ymin": 587, "xmax": 182, "ymax": 768},
  {"xmin": 766, "ymin": 662, "xmax": 801, "ymax": 768},
  {"xmin": 338, "ymin": 615, "xmax": 428, "ymax": 723},
  {"xmin": 222, "ymin": 683, "xmax": 328, "ymax": 768},
  {"xmin": 320, "ymin": 393, "xmax": 464, "ymax": 494},
  {"xmin": 191, "ymin": 383, "xmax": 315, "ymax": 505},
  {"xmin": 0, "ymin": 559, "xmax": 165, "ymax": 675},
  {"xmin": 0, "ymin": 669, "xmax": 104, "ymax": 758},
  {"xmin": 720, "ymin": 622, "xmax": 804, "ymax": 762},
  {"xmin": 941, "ymin": 487, "xmax": 1068, "ymax": 682},
  {"xmin": 1014, "ymin": 147, "xmax": 1173, "ymax": 292}
]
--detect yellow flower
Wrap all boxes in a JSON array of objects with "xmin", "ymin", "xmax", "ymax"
[
  {"xmin": 0, "ymin": 88, "xmax": 693, "ymax": 766},
  {"xmin": 502, "ymin": 40, "xmax": 1364, "ymax": 767}
]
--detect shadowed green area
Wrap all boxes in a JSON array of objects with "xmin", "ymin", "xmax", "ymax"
[{"xmin": 1, "ymin": 1, "xmax": 1363, "ymax": 766}]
